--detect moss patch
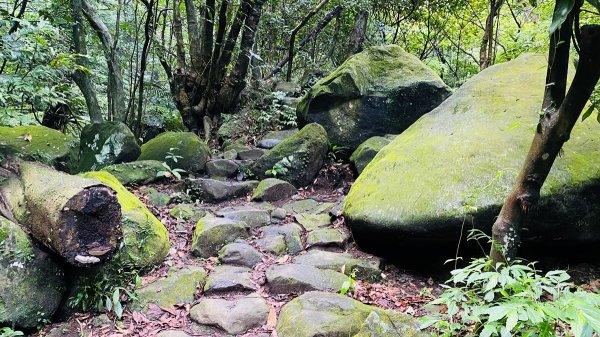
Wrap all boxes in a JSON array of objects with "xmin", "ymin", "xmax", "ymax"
[
  {"xmin": 0, "ymin": 216, "xmax": 65, "ymax": 329},
  {"xmin": 0, "ymin": 125, "xmax": 77, "ymax": 170},
  {"xmin": 80, "ymin": 171, "xmax": 170, "ymax": 270},
  {"xmin": 101, "ymin": 160, "xmax": 165, "ymax": 185},
  {"xmin": 138, "ymin": 132, "xmax": 210, "ymax": 173}
]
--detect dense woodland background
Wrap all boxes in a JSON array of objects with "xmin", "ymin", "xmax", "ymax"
[{"xmin": 1, "ymin": 0, "xmax": 598, "ymax": 138}]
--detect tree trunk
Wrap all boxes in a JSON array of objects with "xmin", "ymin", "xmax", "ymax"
[
  {"xmin": 490, "ymin": 22, "xmax": 600, "ymax": 263},
  {"xmin": 0, "ymin": 159, "xmax": 122, "ymax": 266},
  {"xmin": 70, "ymin": 0, "xmax": 103, "ymax": 124},
  {"xmin": 267, "ymin": 5, "xmax": 342, "ymax": 79},
  {"xmin": 215, "ymin": 0, "xmax": 265, "ymax": 115},
  {"xmin": 347, "ymin": 8, "xmax": 368, "ymax": 58},
  {"xmin": 286, "ymin": 0, "xmax": 329, "ymax": 81},
  {"xmin": 81, "ymin": 0, "xmax": 127, "ymax": 122},
  {"xmin": 135, "ymin": 0, "xmax": 155, "ymax": 136},
  {"xmin": 183, "ymin": 0, "xmax": 202, "ymax": 71},
  {"xmin": 480, "ymin": 0, "xmax": 503, "ymax": 70}
]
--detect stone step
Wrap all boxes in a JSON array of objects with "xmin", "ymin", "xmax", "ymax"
[{"xmin": 266, "ymin": 264, "xmax": 347, "ymax": 294}]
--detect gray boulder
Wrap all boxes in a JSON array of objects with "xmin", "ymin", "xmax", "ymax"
[
  {"xmin": 183, "ymin": 178, "xmax": 259, "ymax": 203},
  {"xmin": 297, "ymin": 45, "xmax": 451, "ymax": 151},
  {"xmin": 276, "ymin": 292, "xmax": 426, "ymax": 337},
  {"xmin": 252, "ymin": 178, "xmax": 298, "ymax": 201},
  {"xmin": 253, "ymin": 123, "xmax": 329, "ymax": 187},
  {"xmin": 343, "ymin": 54, "xmax": 600, "ymax": 262},
  {"xmin": 138, "ymin": 132, "xmax": 210, "ymax": 173},
  {"xmin": 191, "ymin": 216, "xmax": 249, "ymax": 258},
  {"xmin": 350, "ymin": 136, "xmax": 394, "ymax": 174},
  {"xmin": 78, "ymin": 121, "xmax": 140, "ymax": 172}
]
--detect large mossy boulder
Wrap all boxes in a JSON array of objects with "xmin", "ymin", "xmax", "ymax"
[
  {"xmin": 252, "ymin": 123, "xmax": 329, "ymax": 187},
  {"xmin": 0, "ymin": 125, "xmax": 78, "ymax": 170},
  {"xmin": 343, "ymin": 54, "xmax": 600, "ymax": 263},
  {"xmin": 297, "ymin": 45, "xmax": 451, "ymax": 151},
  {"xmin": 78, "ymin": 122, "xmax": 141, "ymax": 172},
  {"xmin": 138, "ymin": 132, "xmax": 210, "ymax": 173},
  {"xmin": 80, "ymin": 171, "xmax": 170, "ymax": 269},
  {"xmin": 0, "ymin": 216, "xmax": 65, "ymax": 329},
  {"xmin": 276, "ymin": 292, "xmax": 426, "ymax": 337}
]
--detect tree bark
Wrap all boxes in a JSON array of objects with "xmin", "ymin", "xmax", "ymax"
[
  {"xmin": 267, "ymin": 5, "xmax": 342, "ymax": 79},
  {"xmin": 480, "ymin": 0, "xmax": 503, "ymax": 70},
  {"xmin": 70, "ymin": 0, "xmax": 103, "ymax": 124},
  {"xmin": 347, "ymin": 8, "xmax": 368, "ymax": 58},
  {"xmin": 0, "ymin": 159, "xmax": 122, "ymax": 266},
  {"xmin": 184, "ymin": 0, "xmax": 202, "ymax": 71},
  {"xmin": 135, "ymin": 0, "xmax": 155, "ymax": 136},
  {"xmin": 81, "ymin": 0, "xmax": 127, "ymax": 122},
  {"xmin": 490, "ymin": 23, "xmax": 600, "ymax": 263},
  {"xmin": 286, "ymin": 0, "xmax": 329, "ymax": 82}
]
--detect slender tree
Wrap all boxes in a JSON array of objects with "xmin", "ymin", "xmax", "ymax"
[{"xmin": 490, "ymin": 0, "xmax": 600, "ymax": 263}]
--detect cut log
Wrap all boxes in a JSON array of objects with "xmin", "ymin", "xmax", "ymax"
[{"xmin": 0, "ymin": 158, "xmax": 122, "ymax": 266}]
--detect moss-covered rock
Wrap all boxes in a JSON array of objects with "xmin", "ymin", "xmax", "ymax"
[
  {"xmin": 78, "ymin": 122, "xmax": 140, "ymax": 172},
  {"xmin": 350, "ymin": 136, "xmax": 394, "ymax": 174},
  {"xmin": 138, "ymin": 132, "xmax": 210, "ymax": 173},
  {"xmin": 343, "ymin": 54, "xmax": 600, "ymax": 262},
  {"xmin": 132, "ymin": 266, "xmax": 206, "ymax": 311},
  {"xmin": 142, "ymin": 109, "xmax": 186, "ymax": 142},
  {"xmin": 101, "ymin": 160, "xmax": 165, "ymax": 185},
  {"xmin": 191, "ymin": 216, "xmax": 249, "ymax": 258},
  {"xmin": 276, "ymin": 292, "xmax": 424, "ymax": 337},
  {"xmin": 252, "ymin": 123, "xmax": 329, "ymax": 187},
  {"xmin": 80, "ymin": 171, "xmax": 170, "ymax": 269},
  {"xmin": 0, "ymin": 216, "xmax": 65, "ymax": 329},
  {"xmin": 297, "ymin": 45, "xmax": 451, "ymax": 151},
  {"xmin": 252, "ymin": 178, "xmax": 298, "ymax": 201},
  {"xmin": 0, "ymin": 125, "xmax": 78, "ymax": 170}
]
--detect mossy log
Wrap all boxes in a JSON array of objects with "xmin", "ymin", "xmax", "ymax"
[{"xmin": 0, "ymin": 158, "xmax": 122, "ymax": 266}]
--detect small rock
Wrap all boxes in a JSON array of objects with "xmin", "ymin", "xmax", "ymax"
[
  {"xmin": 266, "ymin": 264, "xmax": 347, "ymax": 294},
  {"xmin": 257, "ymin": 129, "xmax": 299, "ymax": 149},
  {"xmin": 222, "ymin": 149, "xmax": 238, "ymax": 160},
  {"xmin": 283, "ymin": 199, "xmax": 333, "ymax": 214},
  {"xmin": 132, "ymin": 266, "xmax": 206, "ymax": 311},
  {"xmin": 216, "ymin": 206, "xmax": 271, "ymax": 228},
  {"xmin": 294, "ymin": 250, "xmax": 381, "ymax": 280},
  {"xmin": 262, "ymin": 223, "xmax": 303, "ymax": 254},
  {"xmin": 191, "ymin": 216, "xmax": 249, "ymax": 258},
  {"xmin": 190, "ymin": 294, "xmax": 269, "ymax": 334},
  {"xmin": 294, "ymin": 213, "xmax": 331, "ymax": 231},
  {"xmin": 169, "ymin": 204, "xmax": 205, "ymax": 222},
  {"xmin": 146, "ymin": 188, "xmax": 171, "ymax": 207},
  {"xmin": 204, "ymin": 266, "xmax": 255, "ymax": 293},
  {"xmin": 238, "ymin": 148, "xmax": 267, "ymax": 160},
  {"xmin": 218, "ymin": 242, "xmax": 263, "ymax": 268},
  {"xmin": 350, "ymin": 136, "xmax": 394, "ymax": 174},
  {"xmin": 272, "ymin": 208, "xmax": 288, "ymax": 219},
  {"xmin": 92, "ymin": 314, "xmax": 112, "ymax": 328},
  {"xmin": 306, "ymin": 228, "xmax": 349, "ymax": 248},
  {"xmin": 257, "ymin": 235, "xmax": 287, "ymax": 255},
  {"xmin": 183, "ymin": 178, "xmax": 259, "ymax": 203},
  {"xmin": 206, "ymin": 159, "xmax": 240, "ymax": 178},
  {"xmin": 252, "ymin": 178, "xmax": 298, "ymax": 202}
]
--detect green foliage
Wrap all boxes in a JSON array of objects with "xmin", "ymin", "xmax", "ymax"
[
  {"xmin": 340, "ymin": 269, "xmax": 357, "ymax": 295},
  {"xmin": 420, "ymin": 258, "xmax": 600, "ymax": 337},
  {"xmin": 69, "ymin": 270, "xmax": 141, "ymax": 319},
  {"xmin": 265, "ymin": 155, "xmax": 294, "ymax": 177},
  {"xmin": 0, "ymin": 328, "xmax": 23, "ymax": 337},
  {"xmin": 157, "ymin": 148, "xmax": 186, "ymax": 180}
]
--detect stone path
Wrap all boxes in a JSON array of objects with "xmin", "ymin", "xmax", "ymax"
[{"xmin": 42, "ymin": 144, "xmax": 437, "ymax": 337}]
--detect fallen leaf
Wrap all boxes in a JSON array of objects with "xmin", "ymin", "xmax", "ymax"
[
  {"xmin": 266, "ymin": 306, "xmax": 277, "ymax": 329},
  {"xmin": 22, "ymin": 133, "xmax": 32, "ymax": 142}
]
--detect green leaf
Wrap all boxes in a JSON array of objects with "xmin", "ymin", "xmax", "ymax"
[
  {"xmin": 550, "ymin": 0, "xmax": 575, "ymax": 33},
  {"xmin": 586, "ymin": 0, "xmax": 600, "ymax": 12},
  {"xmin": 582, "ymin": 106, "xmax": 594, "ymax": 122},
  {"xmin": 486, "ymin": 306, "xmax": 512, "ymax": 322},
  {"xmin": 506, "ymin": 310, "xmax": 519, "ymax": 331}
]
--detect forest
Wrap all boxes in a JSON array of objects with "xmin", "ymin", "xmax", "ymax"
[{"xmin": 1, "ymin": 0, "xmax": 600, "ymax": 336}]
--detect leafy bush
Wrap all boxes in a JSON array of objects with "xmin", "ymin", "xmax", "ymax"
[{"xmin": 420, "ymin": 258, "xmax": 600, "ymax": 337}]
